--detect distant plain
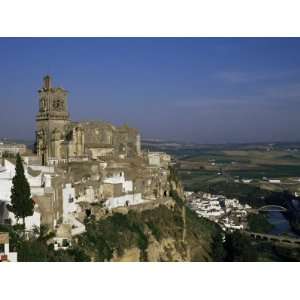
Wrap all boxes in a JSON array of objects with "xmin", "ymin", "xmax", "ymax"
[{"xmin": 143, "ymin": 141, "xmax": 300, "ymax": 200}]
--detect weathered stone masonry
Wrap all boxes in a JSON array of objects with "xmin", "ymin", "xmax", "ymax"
[{"xmin": 36, "ymin": 75, "xmax": 141, "ymax": 165}]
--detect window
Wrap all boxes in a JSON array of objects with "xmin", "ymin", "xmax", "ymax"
[{"xmin": 68, "ymin": 195, "xmax": 74, "ymax": 203}]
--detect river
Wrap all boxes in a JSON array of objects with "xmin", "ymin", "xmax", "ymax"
[{"xmin": 266, "ymin": 211, "xmax": 299, "ymax": 237}]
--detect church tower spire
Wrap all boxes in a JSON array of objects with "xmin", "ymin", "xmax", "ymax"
[
  {"xmin": 43, "ymin": 75, "xmax": 52, "ymax": 90},
  {"xmin": 35, "ymin": 75, "xmax": 70, "ymax": 165}
]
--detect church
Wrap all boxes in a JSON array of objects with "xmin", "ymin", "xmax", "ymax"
[{"xmin": 35, "ymin": 75, "xmax": 141, "ymax": 165}]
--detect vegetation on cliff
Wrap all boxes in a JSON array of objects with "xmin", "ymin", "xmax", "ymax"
[
  {"xmin": 2, "ymin": 201, "xmax": 300, "ymax": 261},
  {"xmin": 76, "ymin": 195, "xmax": 223, "ymax": 261},
  {"xmin": 223, "ymin": 231, "xmax": 258, "ymax": 261}
]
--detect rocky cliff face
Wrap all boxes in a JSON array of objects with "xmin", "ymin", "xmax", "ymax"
[
  {"xmin": 78, "ymin": 193, "xmax": 220, "ymax": 262},
  {"xmin": 112, "ymin": 237, "xmax": 209, "ymax": 262},
  {"xmin": 112, "ymin": 238, "xmax": 187, "ymax": 262}
]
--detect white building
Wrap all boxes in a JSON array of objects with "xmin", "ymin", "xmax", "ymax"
[
  {"xmin": 104, "ymin": 193, "xmax": 144, "ymax": 209},
  {"xmin": 61, "ymin": 183, "xmax": 86, "ymax": 237},
  {"xmin": 0, "ymin": 232, "xmax": 17, "ymax": 262},
  {"xmin": 103, "ymin": 172, "xmax": 133, "ymax": 193},
  {"xmin": 0, "ymin": 142, "xmax": 26, "ymax": 157},
  {"xmin": 224, "ymin": 198, "xmax": 239, "ymax": 208},
  {"xmin": 147, "ymin": 152, "xmax": 171, "ymax": 167},
  {"xmin": 268, "ymin": 179, "xmax": 281, "ymax": 184},
  {"xmin": 242, "ymin": 179, "xmax": 252, "ymax": 183},
  {"xmin": 62, "ymin": 184, "xmax": 77, "ymax": 217},
  {"xmin": 0, "ymin": 159, "xmax": 46, "ymax": 230}
]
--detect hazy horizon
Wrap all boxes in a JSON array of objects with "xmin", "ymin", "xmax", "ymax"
[{"xmin": 1, "ymin": 38, "xmax": 300, "ymax": 144}]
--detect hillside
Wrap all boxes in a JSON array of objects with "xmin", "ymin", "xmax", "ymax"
[
  {"xmin": 75, "ymin": 192, "xmax": 222, "ymax": 262},
  {"xmin": 1, "ymin": 190, "xmax": 222, "ymax": 262}
]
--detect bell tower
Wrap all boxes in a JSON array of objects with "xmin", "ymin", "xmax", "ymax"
[{"xmin": 36, "ymin": 75, "xmax": 70, "ymax": 165}]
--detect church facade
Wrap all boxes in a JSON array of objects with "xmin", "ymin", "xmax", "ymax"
[{"xmin": 36, "ymin": 76, "xmax": 141, "ymax": 165}]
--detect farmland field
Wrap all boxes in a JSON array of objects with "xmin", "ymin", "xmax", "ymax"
[{"xmin": 142, "ymin": 140, "xmax": 300, "ymax": 203}]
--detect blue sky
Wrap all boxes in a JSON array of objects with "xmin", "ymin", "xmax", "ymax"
[{"xmin": 1, "ymin": 38, "xmax": 300, "ymax": 143}]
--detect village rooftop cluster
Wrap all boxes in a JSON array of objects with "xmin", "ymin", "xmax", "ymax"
[{"xmin": 185, "ymin": 191, "xmax": 252, "ymax": 231}]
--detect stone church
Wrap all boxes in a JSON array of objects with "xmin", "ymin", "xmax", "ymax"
[{"xmin": 36, "ymin": 76, "xmax": 141, "ymax": 165}]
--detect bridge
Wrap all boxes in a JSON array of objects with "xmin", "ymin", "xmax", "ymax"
[
  {"xmin": 258, "ymin": 205, "xmax": 287, "ymax": 212},
  {"xmin": 244, "ymin": 231, "xmax": 300, "ymax": 246}
]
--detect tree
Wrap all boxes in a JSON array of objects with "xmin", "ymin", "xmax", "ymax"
[
  {"xmin": 9, "ymin": 153, "xmax": 34, "ymax": 227},
  {"xmin": 224, "ymin": 231, "xmax": 258, "ymax": 262},
  {"xmin": 211, "ymin": 231, "xmax": 226, "ymax": 261}
]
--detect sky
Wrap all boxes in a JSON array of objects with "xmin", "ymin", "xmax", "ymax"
[{"xmin": 1, "ymin": 38, "xmax": 300, "ymax": 144}]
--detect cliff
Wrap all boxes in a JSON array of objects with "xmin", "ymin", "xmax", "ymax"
[{"xmin": 76, "ymin": 192, "xmax": 221, "ymax": 262}]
